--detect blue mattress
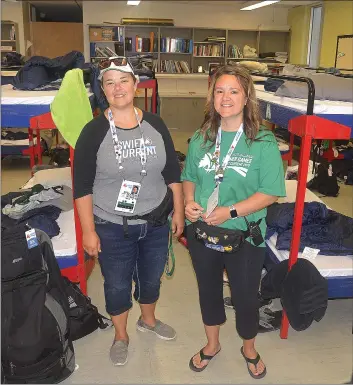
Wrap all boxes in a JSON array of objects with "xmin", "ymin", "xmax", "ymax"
[
  {"xmin": 1, "ymin": 84, "xmax": 96, "ymax": 128},
  {"xmin": 255, "ymin": 84, "xmax": 353, "ymax": 137}
]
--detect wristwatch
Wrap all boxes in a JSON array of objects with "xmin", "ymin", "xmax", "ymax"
[{"xmin": 229, "ymin": 205, "xmax": 238, "ymax": 219}]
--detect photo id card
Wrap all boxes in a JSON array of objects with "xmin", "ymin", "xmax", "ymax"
[
  {"xmin": 206, "ymin": 185, "xmax": 219, "ymax": 218},
  {"xmin": 115, "ymin": 180, "xmax": 141, "ymax": 213}
]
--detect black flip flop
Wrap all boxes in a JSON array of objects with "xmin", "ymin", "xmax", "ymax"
[
  {"xmin": 240, "ymin": 347, "xmax": 267, "ymax": 379},
  {"xmin": 189, "ymin": 348, "xmax": 221, "ymax": 372}
]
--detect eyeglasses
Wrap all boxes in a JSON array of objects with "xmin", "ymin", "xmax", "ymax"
[{"xmin": 99, "ymin": 56, "xmax": 129, "ymax": 70}]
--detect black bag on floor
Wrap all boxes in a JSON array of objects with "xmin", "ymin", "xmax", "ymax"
[
  {"xmin": 307, "ymin": 161, "xmax": 340, "ymax": 197},
  {"xmin": 62, "ymin": 277, "xmax": 112, "ymax": 341},
  {"xmin": 1, "ymin": 226, "xmax": 75, "ymax": 384}
]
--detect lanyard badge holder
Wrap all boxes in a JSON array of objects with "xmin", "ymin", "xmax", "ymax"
[
  {"xmin": 206, "ymin": 125, "xmax": 244, "ymax": 218},
  {"xmin": 108, "ymin": 108, "xmax": 147, "ymax": 213},
  {"xmin": 108, "ymin": 108, "xmax": 147, "ymax": 176}
]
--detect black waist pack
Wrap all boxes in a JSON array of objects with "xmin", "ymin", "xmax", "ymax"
[
  {"xmin": 122, "ymin": 188, "xmax": 174, "ymax": 235},
  {"xmin": 194, "ymin": 221, "xmax": 249, "ymax": 253}
]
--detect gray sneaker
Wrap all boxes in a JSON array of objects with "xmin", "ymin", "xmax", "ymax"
[
  {"xmin": 109, "ymin": 340, "xmax": 129, "ymax": 366},
  {"xmin": 136, "ymin": 318, "xmax": 176, "ymax": 340}
]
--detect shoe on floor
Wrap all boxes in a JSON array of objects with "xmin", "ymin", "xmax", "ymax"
[
  {"xmin": 136, "ymin": 317, "xmax": 176, "ymax": 340},
  {"xmin": 110, "ymin": 339, "xmax": 129, "ymax": 366}
]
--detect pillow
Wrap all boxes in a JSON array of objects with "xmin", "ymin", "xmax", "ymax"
[
  {"xmin": 236, "ymin": 61, "xmax": 268, "ymax": 73},
  {"xmin": 21, "ymin": 167, "xmax": 72, "ymax": 190}
]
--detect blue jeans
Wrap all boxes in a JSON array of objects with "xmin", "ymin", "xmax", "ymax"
[{"xmin": 94, "ymin": 216, "xmax": 169, "ymax": 316}]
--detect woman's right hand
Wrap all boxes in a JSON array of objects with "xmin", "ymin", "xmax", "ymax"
[
  {"xmin": 185, "ymin": 200, "xmax": 204, "ymax": 222},
  {"xmin": 82, "ymin": 230, "xmax": 101, "ymax": 258}
]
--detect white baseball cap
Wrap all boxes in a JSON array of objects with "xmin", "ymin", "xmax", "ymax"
[{"xmin": 98, "ymin": 56, "xmax": 136, "ymax": 81}]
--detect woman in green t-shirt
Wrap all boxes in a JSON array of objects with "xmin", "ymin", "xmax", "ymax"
[{"xmin": 181, "ymin": 65, "xmax": 286, "ymax": 379}]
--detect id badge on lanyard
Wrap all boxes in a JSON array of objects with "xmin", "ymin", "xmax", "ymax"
[
  {"xmin": 107, "ymin": 108, "xmax": 146, "ymax": 213},
  {"xmin": 206, "ymin": 124, "xmax": 243, "ymax": 218},
  {"xmin": 115, "ymin": 180, "xmax": 141, "ymax": 213}
]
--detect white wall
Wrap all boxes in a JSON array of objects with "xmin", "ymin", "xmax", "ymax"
[
  {"xmin": 1, "ymin": 1, "xmax": 25, "ymax": 55},
  {"xmin": 83, "ymin": 1, "xmax": 289, "ymax": 60}
]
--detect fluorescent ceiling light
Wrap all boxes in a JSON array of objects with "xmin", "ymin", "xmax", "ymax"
[
  {"xmin": 127, "ymin": 0, "xmax": 141, "ymax": 5},
  {"xmin": 241, "ymin": 1, "xmax": 280, "ymax": 11}
]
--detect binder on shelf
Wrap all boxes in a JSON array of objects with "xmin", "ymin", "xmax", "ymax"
[
  {"xmin": 114, "ymin": 42, "xmax": 124, "ymax": 56},
  {"xmin": 125, "ymin": 37, "xmax": 133, "ymax": 51}
]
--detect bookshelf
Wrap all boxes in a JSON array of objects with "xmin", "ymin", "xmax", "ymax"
[
  {"xmin": 88, "ymin": 24, "xmax": 290, "ymax": 74},
  {"xmin": 1, "ymin": 21, "xmax": 20, "ymax": 59},
  {"xmin": 159, "ymin": 27, "xmax": 193, "ymax": 74}
]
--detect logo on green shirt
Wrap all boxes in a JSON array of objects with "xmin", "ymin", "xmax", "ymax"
[{"xmin": 198, "ymin": 153, "xmax": 253, "ymax": 178}]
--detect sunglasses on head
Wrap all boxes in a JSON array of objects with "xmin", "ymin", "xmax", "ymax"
[{"xmin": 98, "ymin": 57, "xmax": 130, "ymax": 70}]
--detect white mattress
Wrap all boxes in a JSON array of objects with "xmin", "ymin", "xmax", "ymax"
[
  {"xmin": 1, "ymin": 84, "xmax": 93, "ymax": 105},
  {"xmin": 255, "ymin": 84, "xmax": 353, "ymax": 115},
  {"xmin": 51, "ymin": 210, "xmax": 77, "ymax": 257},
  {"xmin": 1, "ymin": 137, "xmax": 37, "ymax": 146},
  {"xmin": 267, "ymin": 180, "xmax": 353, "ymax": 277}
]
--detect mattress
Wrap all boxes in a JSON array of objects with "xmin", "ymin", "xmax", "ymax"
[
  {"xmin": 255, "ymin": 84, "xmax": 353, "ymax": 134},
  {"xmin": 1, "ymin": 84, "xmax": 94, "ymax": 128},
  {"xmin": 51, "ymin": 209, "xmax": 78, "ymax": 270},
  {"xmin": 266, "ymin": 180, "xmax": 353, "ymax": 278},
  {"xmin": 1, "ymin": 137, "xmax": 38, "ymax": 146}
]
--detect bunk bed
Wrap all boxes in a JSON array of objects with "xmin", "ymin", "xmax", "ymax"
[
  {"xmin": 1, "ymin": 84, "xmax": 94, "ymax": 163},
  {"xmin": 254, "ymin": 72, "xmax": 353, "ymax": 164}
]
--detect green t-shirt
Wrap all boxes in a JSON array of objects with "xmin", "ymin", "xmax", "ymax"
[{"xmin": 181, "ymin": 128, "xmax": 286, "ymax": 247}]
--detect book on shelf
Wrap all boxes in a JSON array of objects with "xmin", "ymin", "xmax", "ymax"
[
  {"xmin": 227, "ymin": 45, "xmax": 243, "ymax": 59},
  {"xmin": 90, "ymin": 42, "xmax": 124, "ymax": 59},
  {"xmin": 160, "ymin": 37, "xmax": 193, "ymax": 54},
  {"xmin": 194, "ymin": 43, "xmax": 225, "ymax": 57},
  {"xmin": 160, "ymin": 60, "xmax": 191, "ymax": 74},
  {"xmin": 125, "ymin": 32, "xmax": 158, "ymax": 53}
]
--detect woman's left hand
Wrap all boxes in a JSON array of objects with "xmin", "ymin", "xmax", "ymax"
[
  {"xmin": 203, "ymin": 206, "xmax": 230, "ymax": 226},
  {"xmin": 172, "ymin": 210, "xmax": 185, "ymax": 238}
]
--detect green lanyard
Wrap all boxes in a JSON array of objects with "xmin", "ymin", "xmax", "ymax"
[{"xmin": 165, "ymin": 216, "xmax": 175, "ymax": 277}]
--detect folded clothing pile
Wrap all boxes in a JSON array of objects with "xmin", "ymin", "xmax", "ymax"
[{"xmin": 1, "ymin": 184, "xmax": 73, "ymax": 238}]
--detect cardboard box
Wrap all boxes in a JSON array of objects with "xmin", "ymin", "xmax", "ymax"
[{"xmin": 89, "ymin": 28, "xmax": 103, "ymax": 42}]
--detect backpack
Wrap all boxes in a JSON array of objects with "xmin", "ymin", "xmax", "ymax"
[
  {"xmin": 1, "ymin": 226, "xmax": 75, "ymax": 384},
  {"xmin": 62, "ymin": 277, "xmax": 112, "ymax": 341},
  {"xmin": 307, "ymin": 162, "xmax": 340, "ymax": 197},
  {"xmin": 49, "ymin": 148, "xmax": 70, "ymax": 167}
]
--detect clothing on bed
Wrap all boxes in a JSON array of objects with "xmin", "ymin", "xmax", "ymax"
[
  {"xmin": 266, "ymin": 202, "xmax": 353, "ymax": 255},
  {"xmin": 1, "ymin": 205, "xmax": 61, "ymax": 238},
  {"xmin": 260, "ymin": 259, "xmax": 328, "ymax": 331},
  {"xmin": 264, "ymin": 79, "xmax": 284, "ymax": 93},
  {"xmin": 275, "ymin": 73, "xmax": 353, "ymax": 102},
  {"xmin": 12, "ymin": 50, "xmax": 84, "ymax": 91},
  {"xmin": 1, "ymin": 131, "xmax": 29, "ymax": 140},
  {"xmin": 2, "ymin": 185, "xmax": 73, "ymax": 219},
  {"xmin": 30, "ymin": 78, "xmax": 63, "ymax": 91}
]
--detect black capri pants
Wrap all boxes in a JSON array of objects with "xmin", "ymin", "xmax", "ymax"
[{"xmin": 186, "ymin": 224, "xmax": 265, "ymax": 340}]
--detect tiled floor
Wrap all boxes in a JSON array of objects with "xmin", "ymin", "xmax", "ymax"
[{"xmin": 1, "ymin": 130, "xmax": 352, "ymax": 384}]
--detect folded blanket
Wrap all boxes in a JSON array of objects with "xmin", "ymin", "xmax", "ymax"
[{"xmin": 266, "ymin": 202, "xmax": 353, "ymax": 255}]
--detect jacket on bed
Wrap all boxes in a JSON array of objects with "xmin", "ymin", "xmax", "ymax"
[
  {"xmin": 12, "ymin": 50, "xmax": 85, "ymax": 91},
  {"xmin": 266, "ymin": 202, "xmax": 353, "ymax": 255}
]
